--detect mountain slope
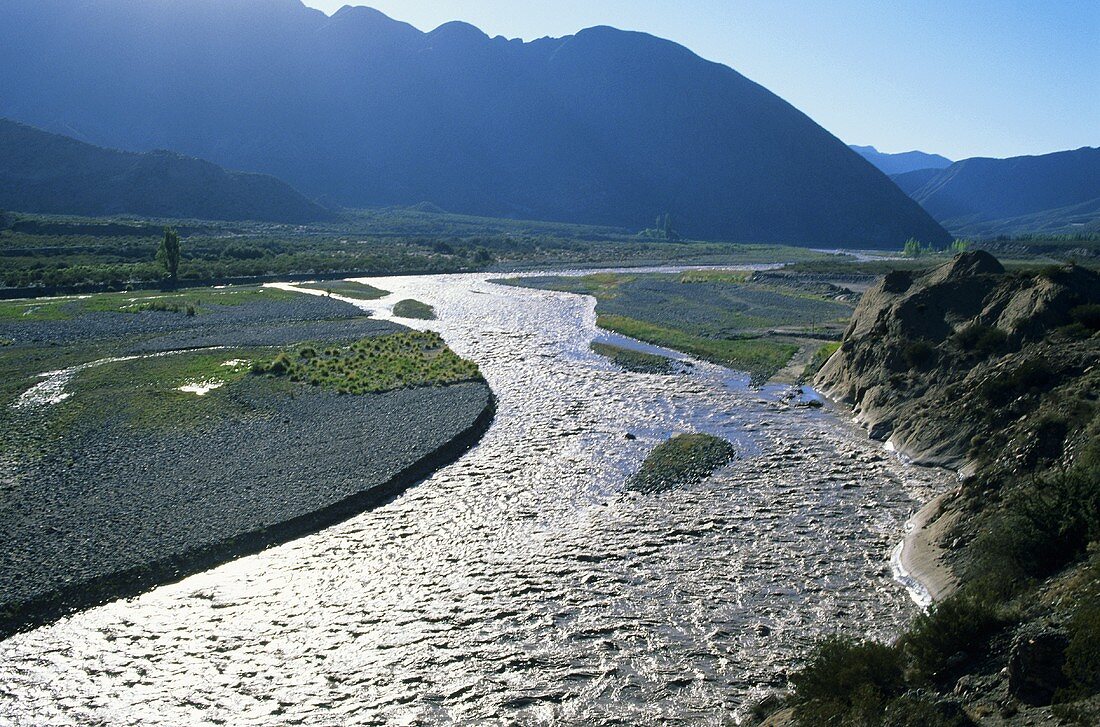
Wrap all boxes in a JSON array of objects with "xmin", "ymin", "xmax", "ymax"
[
  {"xmin": 849, "ymin": 145, "xmax": 953, "ymax": 175},
  {"xmin": 0, "ymin": 119, "xmax": 330, "ymax": 223},
  {"xmin": 892, "ymin": 147, "xmax": 1100, "ymax": 237},
  {"xmin": 0, "ymin": 0, "xmax": 949, "ymax": 248}
]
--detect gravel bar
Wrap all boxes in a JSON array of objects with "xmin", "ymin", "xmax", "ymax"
[{"xmin": 0, "ymin": 378, "xmax": 495, "ymax": 639}]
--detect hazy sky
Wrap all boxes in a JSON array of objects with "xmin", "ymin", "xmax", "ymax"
[{"xmin": 302, "ymin": 1, "xmax": 1098, "ymax": 161}]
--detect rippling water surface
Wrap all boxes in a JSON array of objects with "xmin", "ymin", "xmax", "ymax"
[{"xmin": 0, "ymin": 272, "xmax": 951, "ymax": 725}]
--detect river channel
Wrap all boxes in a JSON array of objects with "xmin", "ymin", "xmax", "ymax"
[{"xmin": 0, "ymin": 271, "xmax": 951, "ymax": 725}]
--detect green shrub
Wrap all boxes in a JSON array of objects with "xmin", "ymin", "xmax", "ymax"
[
  {"xmin": 902, "ymin": 594, "xmax": 1004, "ymax": 683},
  {"xmin": 790, "ymin": 636, "xmax": 906, "ymax": 724},
  {"xmin": 1062, "ymin": 602, "xmax": 1100, "ymax": 699},
  {"xmin": 1070, "ymin": 304, "xmax": 1100, "ymax": 331},
  {"xmin": 953, "ymin": 324, "xmax": 1007, "ymax": 357},
  {"xmin": 902, "ymin": 340, "xmax": 937, "ymax": 370},
  {"xmin": 981, "ymin": 357, "xmax": 1057, "ymax": 404}
]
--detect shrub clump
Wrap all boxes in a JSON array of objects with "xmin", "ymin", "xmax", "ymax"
[
  {"xmin": 981, "ymin": 357, "xmax": 1058, "ymax": 404},
  {"xmin": 392, "ymin": 299, "xmax": 437, "ymax": 320},
  {"xmin": 1070, "ymin": 304, "xmax": 1100, "ymax": 332},
  {"xmin": 902, "ymin": 340, "xmax": 937, "ymax": 370},
  {"xmin": 902, "ymin": 594, "xmax": 1005, "ymax": 684},
  {"xmin": 626, "ymin": 433, "xmax": 734, "ymax": 494},
  {"xmin": 953, "ymin": 324, "xmax": 1007, "ymax": 357},
  {"xmin": 790, "ymin": 636, "xmax": 906, "ymax": 724}
]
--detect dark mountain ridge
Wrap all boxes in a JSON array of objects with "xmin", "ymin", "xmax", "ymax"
[
  {"xmin": 892, "ymin": 147, "xmax": 1100, "ymax": 237},
  {"xmin": 0, "ymin": 0, "xmax": 949, "ymax": 247},
  {"xmin": 0, "ymin": 118, "xmax": 330, "ymax": 223}
]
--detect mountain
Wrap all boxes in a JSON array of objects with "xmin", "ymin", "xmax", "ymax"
[
  {"xmin": 0, "ymin": 118, "xmax": 330, "ymax": 223},
  {"xmin": 849, "ymin": 145, "xmax": 953, "ymax": 175},
  {"xmin": 0, "ymin": 1, "xmax": 949, "ymax": 248},
  {"xmin": 891, "ymin": 147, "xmax": 1100, "ymax": 237}
]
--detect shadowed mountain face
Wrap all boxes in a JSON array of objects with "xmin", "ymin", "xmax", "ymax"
[
  {"xmin": 0, "ymin": 119, "xmax": 330, "ymax": 223},
  {"xmin": 0, "ymin": 0, "xmax": 950, "ymax": 247},
  {"xmin": 892, "ymin": 147, "xmax": 1100, "ymax": 237},
  {"xmin": 849, "ymin": 145, "xmax": 953, "ymax": 176}
]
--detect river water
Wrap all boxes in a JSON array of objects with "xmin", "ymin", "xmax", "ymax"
[{"xmin": 0, "ymin": 272, "xmax": 951, "ymax": 726}]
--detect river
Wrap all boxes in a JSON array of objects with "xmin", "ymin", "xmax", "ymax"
[{"xmin": 0, "ymin": 271, "xmax": 951, "ymax": 725}]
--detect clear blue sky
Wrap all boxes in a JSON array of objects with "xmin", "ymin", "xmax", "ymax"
[{"xmin": 303, "ymin": 1, "xmax": 1098, "ymax": 161}]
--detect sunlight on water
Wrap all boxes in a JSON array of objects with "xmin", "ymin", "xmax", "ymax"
[{"xmin": 0, "ymin": 272, "xmax": 951, "ymax": 725}]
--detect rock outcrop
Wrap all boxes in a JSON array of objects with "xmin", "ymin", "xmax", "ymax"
[{"xmin": 815, "ymin": 252, "xmax": 1100, "ymax": 471}]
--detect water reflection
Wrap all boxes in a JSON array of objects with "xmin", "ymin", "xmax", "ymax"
[{"xmin": 0, "ymin": 272, "xmax": 950, "ymax": 725}]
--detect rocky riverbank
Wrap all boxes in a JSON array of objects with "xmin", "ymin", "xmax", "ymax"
[
  {"xmin": 758, "ymin": 253, "xmax": 1100, "ymax": 725},
  {"xmin": 0, "ymin": 287, "xmax": 495, "ymax": 640}
]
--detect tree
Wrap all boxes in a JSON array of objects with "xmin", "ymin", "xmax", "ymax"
[
  {"xmin": 903, "ymin": 238, "xmax": 923, "ymax": 258},
  {"xmin": 157, "ymin": 226, "xmax": 181, "ymax": 280}
]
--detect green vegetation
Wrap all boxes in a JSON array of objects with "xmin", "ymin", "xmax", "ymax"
[
  {"xmin": 599, "ymin": 315, "xmax": 797, "ymax": 384},
  {"xmin": 639, "ymin": 212, "xmax": 680, "ymax": 241},
  {"xmin": 55, "ymin": 350, "xmax": 256, "ymax": 430},
  {"xmin": 296, "ymin": 280, "xmax": 389, "ymax": 300},
  {"xmin": 904, "ymin": 238, "xmax": 973, "ymax": 258},
  {"xmin": 502, "ymin": 270, "xmax": 849, "ymax": 383},
  {"xmin": 0, "ymin": 285, "xmax": 298, "ymax": 321},
  {"xmin": 784, "ymin": 595, "xmax": 1003, "ymax": 724},
  {"xmin": 251, "ymin": 331, "xmax": 479, "ymax": 394},
  {"xmin": 800, "ymin": 341, "xmax": 840, "ymax": 382},
  {"xmin": 626, "ymin": 433, "xmax": 735, "ymax": 494},
  {"xmin": 0, "ymin": 209, "xmax": 834, "ymax": 291},
  {"xmin": 392, "ymin": 299, "xmax": 437, "ymax": 320},
  {"xmin": 590, "ymin": 341, "xmax": 676, "ymax": 374},
  {"xmin": 156, "ymin": 226, "xmax": 181, "ymax": 280},
  {"xmin": 952, "ymin": 323, "xmax": 1008, "ymax": 357}
]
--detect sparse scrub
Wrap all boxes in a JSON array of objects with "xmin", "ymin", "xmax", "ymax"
[
  {"xmin": 902, "ymin": 340, "xmax": 937, "ymax": 369},
  {"xmin": 981, "ymin": 357, "xmax": 1057, "ymax": 404},
  {"xmin": 800, "ymin": 341, "xmax": 840, "ymax": 382},
  {"xmin": 953, "ymin": 324, "xmax": 1007, "ymax": 356},
  {"xmin": 253, "ymin": 331, "xmax": 480, "ymax": 394},
  {"xmin": 1070, "ymin": 304, "xmax": 1100, "ymax": 331}
]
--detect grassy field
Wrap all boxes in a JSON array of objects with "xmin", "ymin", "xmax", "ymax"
[
  {"xmin": 253, "ymin": 332, "xmax": 479, "ymax": 394},
  {"xmin": 501, "ymin": 271, "xmax": 855, "ymax": 383}
]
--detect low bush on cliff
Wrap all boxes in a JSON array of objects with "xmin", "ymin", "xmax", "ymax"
[
  {"xmin": 953, "ymin": 324, "xmax": 1008, "ymax": 357},
  {"xmin": 902, "ymin": 340, "xmax": 937, "ymax": 370},
  {"xmin": 902, "ymin": 594, "xmax": 1005, "ymax": 684},
  {"xmin": 788, "ymin": 635, "xmax": 975, "ymax": 726},
  {"xmin": 981, "ymin": 357, "xmax": 1058, "ymax": 405},
  {"xmin": 790, "ymin": 636, "xmax": 906, "ymax": 723}
]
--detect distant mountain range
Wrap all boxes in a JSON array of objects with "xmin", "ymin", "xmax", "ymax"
[
  {"xmin": 0, "ymin": 119, "xmax": 330, "ymax": 223},
  {"xmin": 0, "ymin": 0, "xmax": 950, "ymax": 248},
  {"xmin": 892, "ymin": 147, "xmax": 1100, "ymax": 237},
  {"xmin": 849, "ymin": 145, "xmax": 953, "ymax": 176}
]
